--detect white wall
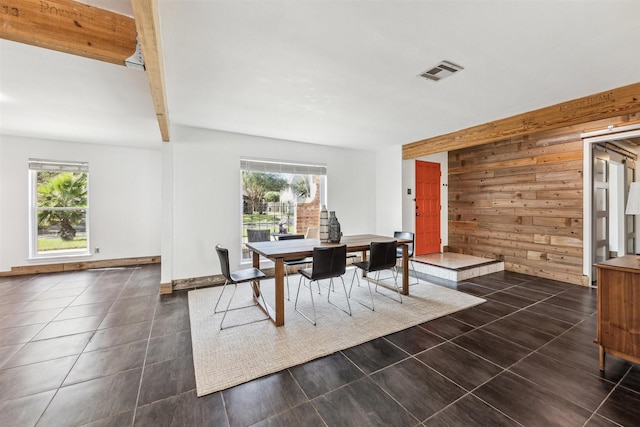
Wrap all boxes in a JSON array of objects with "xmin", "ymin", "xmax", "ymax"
[
  {"xmin": 375, "ymin": 145, "xmax": 403, "ymax": 236},
  {"xmin": 402, "ymin": 152, "xmax": 449, "ymax": 250},
  {"xmin": 161, "ymin": 142, "xmax": 174, "ymax": 285},
  {"xmin": 166, "ymin": 126, "xmax": 377, "ymax": 281},
  {"xmin": 0, "ymin": 135, "xmax": 162, "ymax": 272}
]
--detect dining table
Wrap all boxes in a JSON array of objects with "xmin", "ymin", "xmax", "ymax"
[{"xmin": 245, "ymin": 233, "xmax": 413, "ymax": 326}]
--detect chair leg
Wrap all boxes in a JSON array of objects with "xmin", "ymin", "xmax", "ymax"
[
  {"xmin": 327, "ymin": 276, "xmax": 352, "ymax": 316},
  {"xmin": 298, "ymin": 268, "xmax": 322, "ymax": 295},
  {"xmin": 394, "ymin": 259, "xmax": 419, "ymax": 286},
  {"xmin": 214, "ymin": 279, "xmax": 262, "ymax": 314},
  {"xmin": 350, "ymin": 267, "xmax": 374, "ymax": 311},
  {"xmin": 391, "ymin": 269, "xmax": 403, "ymax": 303},
  {"xmin": 295, "ymin": 276, "xmax": 317, "ymax": 325},
  {"xmin": 215, "ymin": 279, "xmax": 269, "ymax": 330},
  {"xmin": 374, "ymin": 269, "xmax": 403, "ymax": 304},
  {"xmin": 285, "ymin": 267, "xmax": 290, "ymax": 301},
  {"xmin": 213, "ymin": 279, "xmax": 230, "ymax": 314},
  {"xmin": 219, "ymin": 283, "xmax": 238, "ymax": 330},
  {"xmin": 409, "ymin": 260, "xmax": 419, "ymax": 285},
  {"xmin": 349, "ymin": 267, "xmax": 361, "ymax": 297}
]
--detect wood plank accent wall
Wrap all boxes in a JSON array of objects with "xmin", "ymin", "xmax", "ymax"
[
  {"xmin": 448, "ymin": 126, "xmax": 587, "ymax": 285},
  {"xmin": 447, "ymin": 113, "xmax": 640, "ymax": 286}
]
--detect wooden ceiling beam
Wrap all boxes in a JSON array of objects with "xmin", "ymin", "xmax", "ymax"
[
  {"xmin": 0, "ymin": 0, "xmax": 137, "ymax": 65},
  {"xmin": 403, "ymin": 82, "xmax": 640, "ymax": 159},
  {"xmin": 2, "ymin": 0, "xmax": 170, "ymax": 141},
  {"xmin": 131, "ymin": 0, "xmax": 170, "ymax": 142}
]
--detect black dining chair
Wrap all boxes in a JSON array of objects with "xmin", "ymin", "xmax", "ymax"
[
  {"xmin": 394, "ymin": 231, "xmax": 419, "ymax": 285},
  {"xmin": 214, "ymin": 244, "xmax": 269, "ymax": 330},
  {"xmin": 295, "ymin": 244, "xmax": 350, "ymax": 325},
  {"xmin": 350, "ymin": 240, "xmax": 402, "ymax": 311},
  {"xmin": 247, "ymin": 229, "xmax": 271, "ymax": 243},
  {"xmin": 278, "ymin": 233, "xmax": 313, "ymax": 300}
]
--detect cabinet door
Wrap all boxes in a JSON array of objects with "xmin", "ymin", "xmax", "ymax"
[{"xmin": 599, "ymin": 268, "xmax": 640, "ymax": 355}]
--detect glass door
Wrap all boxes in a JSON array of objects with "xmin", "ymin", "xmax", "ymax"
[
  {"xmin": 593, "ymin": 147, "xmax": 610, "ymax": 272},
  {"xmin": 625, "ymin": 159, "xmax": 636, "ymax": 254}
]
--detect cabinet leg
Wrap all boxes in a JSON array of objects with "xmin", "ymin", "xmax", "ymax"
[{"xmin": 599, "ymin": 345, "xmax": 605, "ymax": 372}]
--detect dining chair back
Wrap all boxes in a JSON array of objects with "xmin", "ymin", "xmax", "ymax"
[
  {"xmin": 295, "ymin": 244, "xmax": 350, "ymax": 325},
  {"xmin": 277, "ymin": 234, "xmax": 304, "ymax": 241},
  {"xmin": 368, "ymin": 241, "xmax": 399, "ymax": 272},
  {"xmin": 277, "ymin": 234, "xmax": 311, "ymax": 300},
  {"xmin": 393, "ymin": 231, "xmax": 414, "ymax": 257},
  {"xmin": 305, "ymin": 226, "xmax": 319, "ymax": 239},
  {"xmin": 247, "ymin": 229, "xmax": 270, "ymax": 242},
  {"xmin": 214, "ymin": 244, "xmax": 268, "ymax": 329},
  {"xmin": 308, "ymin": 244, "xmax": 347, "ymax": 280}
]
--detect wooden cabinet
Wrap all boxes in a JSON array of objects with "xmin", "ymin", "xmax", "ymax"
[{"xmin": 595, "ymin": 255, "xmax": 640, "ymax": 371}]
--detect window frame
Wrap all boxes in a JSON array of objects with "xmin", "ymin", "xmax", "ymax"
[
  {"xmin": 28, "ymin": 159, "xmax": 91, "ymax": 260},
  {"xmin": 240, "ymin": 158, "xmax": 327, "ymax": 262}
]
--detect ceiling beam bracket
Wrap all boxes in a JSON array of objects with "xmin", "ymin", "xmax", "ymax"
[{"xmin": 125, "ymin": 37, "xmax": 146, "ymax": 71}]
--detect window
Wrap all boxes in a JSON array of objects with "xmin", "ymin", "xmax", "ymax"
[
  {"xmin": 29, "ymin": 159, "xmax": 89, "ymax": 258},
  {"xmin": 240, "ymin": 158, "xmax": 327, "ymax": 260}
]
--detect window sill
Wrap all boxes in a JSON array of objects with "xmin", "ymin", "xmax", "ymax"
[{"xmin": 28, "ymin": 252, "xmax": 92, "ymax": 262}]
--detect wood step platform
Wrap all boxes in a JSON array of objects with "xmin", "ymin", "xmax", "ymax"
[{"xmin": 410, "ymin": 252, "xmax": 503, "ymax": 282}]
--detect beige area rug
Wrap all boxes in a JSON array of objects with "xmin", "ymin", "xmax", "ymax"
[{"xmin": 188, "ymin": 273, "xmax": 485, "ymax": 397}]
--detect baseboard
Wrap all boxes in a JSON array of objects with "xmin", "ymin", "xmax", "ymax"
[
  {"xmin": 171, "ymin": 266, "xmax": 278, "ymax": 292},
  {"xmin": 160, "ymin": 282, "xmax": 173, "ymax": 295},
  {"xmin": 0, "ymin": 256, "xmax": 161, "ymax": 277},
  {"xmin": 169, "ymin": 254, "xmax": 368, "ymax": 292}
]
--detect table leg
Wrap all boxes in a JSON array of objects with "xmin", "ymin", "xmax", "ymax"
[
  {"xmin": 252, "ymin": 251, "xmax": 262, "ymax": 297},
  {"xmin": 401, "ymin": 244, "xmax": 409, "ymax": 295},
  {"xmin": 361, "ymin": 250, "xmax": 367, "ymax": 278},
  {"xmin": 599, "ymin": 345, "xmax": 605, "ymax": 371},
  {"xmin": 274, "ymin": 258, "xmax": 285, "ymax": 326}
]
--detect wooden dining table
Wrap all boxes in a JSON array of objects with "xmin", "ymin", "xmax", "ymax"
[{"xmin": 245, "ymin": 234, "xmax": 413, "ymax": 326}]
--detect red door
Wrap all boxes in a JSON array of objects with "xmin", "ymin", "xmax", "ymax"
[{"xmin": 415, "ymin": 160, "xmax": 441, "ymax": 255}]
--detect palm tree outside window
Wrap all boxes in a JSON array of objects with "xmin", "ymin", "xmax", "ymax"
[{"xmin": 29, "ymin": 159, "xmax": 90, "ymax": 257}]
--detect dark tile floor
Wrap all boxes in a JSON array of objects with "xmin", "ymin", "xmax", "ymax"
[{"xmin": 1, "ymin": 265, "xmax": 639, "ymax": 426}]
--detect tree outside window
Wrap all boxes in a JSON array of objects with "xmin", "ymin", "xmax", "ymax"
[
  {"xmin": 240, "ymin": 159, "xmax": 326, "ymax": 260},
  {"xmin": 30, "ymin": 160, "xmax": 89, "ymax": 257}
]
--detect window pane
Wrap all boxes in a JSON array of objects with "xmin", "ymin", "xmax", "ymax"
[
  {"xmin": 596, "ymin": 217, "xmax": 607, "ymax": 241},
  {"xmin": 595, "ymin": 159, "xmax": 607, "ymax": 183},
  {"xmin": 595, "ymin": 246, "xmax": 607, "ymax": 263},
  {"xmin": 32, "ymin": 167, "xmax": 89, "ymax": 257},
  {"xmin": 241, "ymin": 167, "xmax": 325, "ymax": 260},
  {"xmin": 37, "ymin": 210, "xmax": 88, "ymax": 253},
  {"xmin": 594, "ymin": 188, "xmax": 607, "ymax": 212}
]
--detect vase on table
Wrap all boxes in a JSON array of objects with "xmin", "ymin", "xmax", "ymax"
[
  {"xmin": 328, "ymin": 211, "xmax": 342, "ymax": 243},
  {"xmin": 319, "ymin": 205, "xmax": 329, "ymax": 242}
]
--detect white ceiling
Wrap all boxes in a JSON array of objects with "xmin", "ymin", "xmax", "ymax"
[{"xmin": 1, "ymin": 1, "xmax": 639, "ymax": 151}]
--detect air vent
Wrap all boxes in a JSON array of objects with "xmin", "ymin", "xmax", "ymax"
[{"xmin": 419, "ymin": 61, "xmax": 463, "ymax": 82}]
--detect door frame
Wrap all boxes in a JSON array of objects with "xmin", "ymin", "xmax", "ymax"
[
  {"xmin": 401, "ymin": 153, "xmax": 448, "ymax": 251},
  {"xmin": 582, "ymin": 124, "xmax": 640, "ymax": 285}
]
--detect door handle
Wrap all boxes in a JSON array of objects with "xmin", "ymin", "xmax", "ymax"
[{"xmin": 416, "ymin": 213, "xmax": 420, "ymax": 216}]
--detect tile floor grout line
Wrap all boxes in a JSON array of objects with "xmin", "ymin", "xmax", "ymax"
[
  {"xmin": 36, "ymin": 267, "xmax": 139, "ymax": 426},
  {"xmin": 31, "ymin": 269, "xmax": 111, "ymax": 427},
  {"xmin": 126, "ymin": 272, "xmax": 160, "ymax": 427}
]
